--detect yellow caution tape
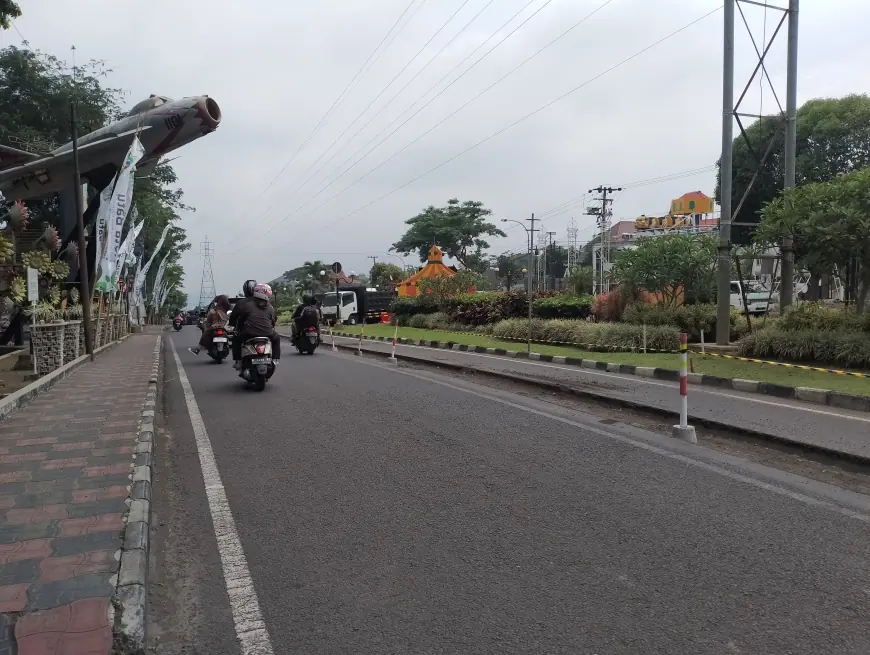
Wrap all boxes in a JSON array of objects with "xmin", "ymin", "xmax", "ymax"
[{"xmin": 695, "ymin": 351, "xmax": 869, "ymax": 378}]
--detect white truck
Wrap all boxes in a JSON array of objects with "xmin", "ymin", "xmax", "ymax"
[
  {"xmin": 319, "ymin": 286, "xmax": 393, "ymax": 325},
  {"xmin": 730, "ymin": 280, "xmax": 777, "ymax": 315}
]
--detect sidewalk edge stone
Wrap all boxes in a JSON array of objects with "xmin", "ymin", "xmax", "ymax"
[{"xmin": 113, "ymin": 335, "xmax": 161, "ymax": 652}]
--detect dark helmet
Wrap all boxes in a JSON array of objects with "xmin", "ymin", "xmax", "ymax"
[
  {"xmin": 242, "ymin": 279, "xmax": 257, "ymax": 297},
  {"xmin": 305, "ymin": 295, "xmax": 317, "ymax": 305}
]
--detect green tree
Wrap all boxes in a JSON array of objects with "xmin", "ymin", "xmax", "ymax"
[
  {"xmin": 565, "ymin": 267, "xmax": 594, "ymax": 295},
  {"xmin": 369, "ymin": 262, "xmax": 405, "ymax": 289},
  {"xmin": 492, "ymin": 253, "xmax": 525, "ymax": 290},
  {"xmin": 716, "ymin": 95, "xmax": 870, "ymax": 243},
  {"xmin": 391, "ymin": 198, "xmax": 505, "ymax": 269},
  {"xmin": 0, "ymin": 1, "xmax": 21, "ymax": 30},
  {"xmin": 611, "ymin": 234, "xmax": 717, "ymax": 306},
  {"xmin": 758, "ymin": 167, "xmax": 870, "ymax": 312},
  {"xmin": 417, "ymin": 270, "xmax": 483, "ymax": 301},
  {"xmin": 0, "ymin": 46, "xmax": 121, "ymax": 223}
]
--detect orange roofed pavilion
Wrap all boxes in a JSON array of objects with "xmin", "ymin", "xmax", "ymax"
[{"xmin": 396, "ymin": 246, "xmax": 457, "ymax": 297}]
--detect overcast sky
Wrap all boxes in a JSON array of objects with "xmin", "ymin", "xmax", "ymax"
[{"xmin": 8, "ymin": 0, "xmax": 870, "ymax": 302}]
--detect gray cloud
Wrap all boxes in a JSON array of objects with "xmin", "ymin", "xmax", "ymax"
[{"xmin": 13, "ymin": 0, "xmax": 870, "ymax": 301}]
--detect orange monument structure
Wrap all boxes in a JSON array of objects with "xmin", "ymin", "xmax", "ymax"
[{"xmin": 396, "ymin": 246, "xmax": 459, "ymax": 297}]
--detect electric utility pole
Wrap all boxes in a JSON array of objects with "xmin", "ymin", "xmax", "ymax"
[
  {"xmin": 526, "ymin": 213, "xmax": 537, "ymax": 353},
  {"xmin": 547, "ymin": 231, "xmax": 557, "ymax": 291},
  {"xmin": 587, "ymin": 186, "xmax": 621, "ymax": 295},
  {"xmin": 718, "ymin": 0, "xmax": 799, "ymax": 344}
]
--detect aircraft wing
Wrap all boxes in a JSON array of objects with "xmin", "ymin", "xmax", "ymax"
[
  {"xmin": 0, "ymin": 126, "xmax": 152, "ymax": 183},
  {"xmin": 0, "ymin": 144, "xmax": 42, "ymax": 172}
]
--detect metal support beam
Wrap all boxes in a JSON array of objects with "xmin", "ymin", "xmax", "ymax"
[
  {"xmin": 780, "ymin": 0, "xmax": 799, "ymax": 309},
  {"xmin": 716, "ymin": 0, "xmax": 736, "ymax": 345}
]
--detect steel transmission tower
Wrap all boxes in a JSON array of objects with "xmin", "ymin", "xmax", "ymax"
[
  {"xmin": 717, "ymin": 0, "xmax": 799, "ymax": 344},
  {"xmin": 587, "ymin": 186, "xmax": 622, "ymax": 295},
  {"xmin": 197, "ymin": 236, "xmax": 216, "ymax": 309},
  {"xmin": 566, "ymin": 218, "xmax": 579, "ymax": 275}
]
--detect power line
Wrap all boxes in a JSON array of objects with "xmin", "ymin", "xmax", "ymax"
[
  {"xmin": 263, "ymin": 0, "xmax": 466, "ymax": 216},
  {"xmin": 271, "ymin": 0, "xmax": 614, "ymax": 232},
  {"xmin": 286, "ymin": 5, "xmax": 723, "ymax": 237},
  {"xmin": 264, "ymin": 0, "xmax": 501, "ymax": 222},
  {"xmin": 241, "ymin": 0, "xmax": 547, "ymax": 242},
  {"xmin": 249, "ymin": 0, "xmax": 421, "ymax": 204}
]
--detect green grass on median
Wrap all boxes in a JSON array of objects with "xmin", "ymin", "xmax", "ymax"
[{"xmin": 338, "ymin": 324, "xmax": 870, "ymax": 398}]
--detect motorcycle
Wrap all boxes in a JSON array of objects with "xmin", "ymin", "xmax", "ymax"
[
  {"xmin": 294, "ymin": 326, "xmax": 320, "ymax": 355},
  {"xmin": 172, "ymin": 317, "xmax": 183, "ymax": 331},
  {"xmin": 206, "ymin": 327, "xmax": 230, "ymax": 363},
  {"xmin": 240, "ymin": 337, "xmax": 275, "ymax": 391}
]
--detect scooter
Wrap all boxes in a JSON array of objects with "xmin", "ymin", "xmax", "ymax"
[
  {"xmin": 172, "ymin": 317, "xmax": 184, "ymax": 331},
  {"xmin": 294, "ymin": 326, "xmax": 320, "ymax": 355},
  {"xmin": 239, "ymin": 337, "xmax": 275, "ymax": 391},
  {"xmin": 206, "ymin": 327, "xmax": 230, "ymax": 363}
]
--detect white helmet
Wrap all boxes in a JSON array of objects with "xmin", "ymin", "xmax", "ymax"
[{"xmin": 253, "ymin": 283, "xmax": 272, "ymax": 301}]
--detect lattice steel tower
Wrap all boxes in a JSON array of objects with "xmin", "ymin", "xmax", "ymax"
[
  {"xmin": 197, "ymin": 236, "xmax": 216, "ymax": 309},
  {"xmin": 566, "ymin": 217, "xmax": 579, "ymax": 275}
]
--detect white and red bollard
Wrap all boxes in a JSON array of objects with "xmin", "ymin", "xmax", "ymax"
[
  {"xmin": 356, "ymin": 319, "xmax": 365, "ymax": 356},
  {"xmin": 672, "ymin": 333, "xmax": 697, "ymax": 443},
  {"xmin": 389, "ymin": 316, "xmax": 399, "ymax": 363}
]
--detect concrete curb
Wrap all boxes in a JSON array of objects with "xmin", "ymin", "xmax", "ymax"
[
  {"xmin": 321, "ymin": 338, "xmax": 870, "ymax": 467},
  {"xmin": 329, "ymin": 331, "xmax": 870, "ymax": 414},
  {"xmin": 113, "ymin": 335, "xmax": 161, "ymax": 651},
  {"xmin": 0, "ymin": 335, "xmax": 130, "ymax": 422}
]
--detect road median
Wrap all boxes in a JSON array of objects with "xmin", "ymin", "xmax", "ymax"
[{"xmin": 287, "ymin": 332, "xmax": 870, "ymax": 467}]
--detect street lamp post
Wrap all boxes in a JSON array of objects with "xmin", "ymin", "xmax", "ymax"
[{"xmin": 502, "ymin": 217, "xmax": 536, "ymax": 353}]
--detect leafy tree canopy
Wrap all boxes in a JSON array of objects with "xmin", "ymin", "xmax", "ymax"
[
  {"xmin": 758, "ymin": 167, "xmax": 870, "ymax": 312},
  {"xmin": 716, "ymin": 94, "xmax": 870, "ymax": 241},
  {"xmin": 391, "ymin": 198, "xmax": 505, "ymax": 270},
  {"xmin": 369, "ymin": 262, "xmax": 405, "ymax": 289},
  {"xmin": 0, "ymin": 1, "xmax": 21, "ymax": 30},
  {"xmin": 611, "ymin": 233, "xmax": 717, "ymax": 307}
]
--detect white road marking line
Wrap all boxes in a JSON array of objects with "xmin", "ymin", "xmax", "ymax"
[
  {"xmin": 331, "ymin": 335, "xmax": 870, "ymax": 424},
  {"xmin": 169, "ymin": 340, "xmax": 275, "ymax": 655},
  {"xmin": 342, "ymin": 352, "xmax": 870, "ymax": 524}
]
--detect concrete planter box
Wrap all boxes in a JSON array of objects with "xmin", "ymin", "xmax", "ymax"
[
  {"xmin": 31, "ymin": 322, "xmax": 65, "ymax": 376},
  {"xmin": 63, "ymin": 320, "xmax": 82, "ymax": 362}
]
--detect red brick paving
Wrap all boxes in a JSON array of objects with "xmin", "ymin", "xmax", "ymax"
[{"xmin": 0, "ymin": 335, "xmax": 157, "ymax": 654}]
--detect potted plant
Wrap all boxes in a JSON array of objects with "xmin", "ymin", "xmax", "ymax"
[
  {"xmin": 26, "ymin": 299, "xmax": 65, "ymax": 376},
  {"xmin": 62, "ymin": 287, "xmax": 83, "ymax": 362}
]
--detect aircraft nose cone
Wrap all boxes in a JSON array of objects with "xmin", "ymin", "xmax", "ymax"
[{"xmin": 196, "ymin": 96, "xmax": 221, "ymax": 131}]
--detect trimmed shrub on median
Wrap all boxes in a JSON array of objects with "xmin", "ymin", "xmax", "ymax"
[
  {"xmin": 738, "ymin": 328, "xmax": 870, "ymax": 369},
  {"xmin": 532, "ymin": 294, "xmax": 594, "ymax": 319},
  {"xmin": 490, "ymin": 317, "xmax": 680, "ymax": 352},
  {"xmin": 777, "ymin": 302, "xmax": 870, "ymax": 333}
]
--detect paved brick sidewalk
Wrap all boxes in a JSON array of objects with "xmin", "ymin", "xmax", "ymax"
[{"xmin": 0, "ymin": 334, "xmax": 158, "ymax": 655}]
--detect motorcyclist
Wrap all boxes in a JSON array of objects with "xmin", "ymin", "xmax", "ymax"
[
  {"xmin": 230, "ymin": 280, "xmax": 258, "ymax": 369},
  {"xmin": 189, "ymin": 295, "xmax": 230, "ymax": 356},
  {"xmin": 291, "ymin": 295, "xmax": 321, "ymax": 342},
  {"xmin": 233, "ymin": 282, "xmax": 281, "ymax": 371}
]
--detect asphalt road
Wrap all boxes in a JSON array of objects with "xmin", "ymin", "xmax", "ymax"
[
  {"xmin": 310, "ymin": 333, "xmax": 870, "ymax": 461},
  {"xmin": 153, "ymin": 330, "xmax": 870, "ymax": 654}
]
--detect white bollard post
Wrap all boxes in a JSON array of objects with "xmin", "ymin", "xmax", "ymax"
[
  {"xmin": 672, "ymin": 333, "xmax": 697, "ymax": 443},
  {"xmin": 643, "ymin": 322, "xmax": 647, "ymax": 354},
  {"xmin": 700, "ymin": 329, "xmax": 706, "ymax": 354},
  {"xmin": 356, "ymin": 319, "xmax": 364, "ymax": 356},
  {"xmin": 330, "ymin": 322, "xmax": 336, "ymax": 351},
  {"xmin": 389, "ymin": 316, "xmax": 399, "ymax": 363}
]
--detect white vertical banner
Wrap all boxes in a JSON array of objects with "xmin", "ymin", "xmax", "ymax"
[
  {"xmin": 129, "ymin": 254, "xmax": 143, "ymax": 324},
  {"xmin": 95, "ymin": 137, "xmax": 145, "ymax": 292},
  {"xmin": 115, "ymin": 208, "xmax": 142, "ymax": 273},
  {"xmin": 150, "ymin": 253, "xmax": 171, "ymax": 307},
  {"xmin": 93, "ymin": 173, "xmax": 117, "ymax": 274}
]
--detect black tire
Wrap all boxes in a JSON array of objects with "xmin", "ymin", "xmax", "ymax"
[
  {"xmin": 253, "ymin": 377, "xmax": 266, "ymax": 391},
  {"xmin": 345, "ymin": 315, "xmax": 357, "ymax": 326}
]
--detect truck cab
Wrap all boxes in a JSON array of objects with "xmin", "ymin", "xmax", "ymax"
[
  {"xmin": 320, "ymin": 286, "xmax": 394, "ymax": 325},
  {"xmin": 730, "ymin": 280, "xmax": 777, "ymax": 315}
]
